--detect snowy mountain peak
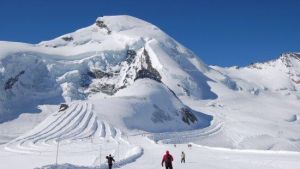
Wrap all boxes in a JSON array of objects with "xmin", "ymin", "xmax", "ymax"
[
  {"xmin": 248, "ymin": 52, "xmax": 300, "ymax": 69},
  {"xmin": 0, "ymin": 15, "xmax": 214, "ymax": 128},
  {"xmin": 38, "ymin": 15, "xmax": 164, "ymax": 49},
  {"xmin": 95, "ymin": 15, "xmax": 155, "ymax": 31}
]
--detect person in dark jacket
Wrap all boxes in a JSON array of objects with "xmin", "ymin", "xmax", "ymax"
[
  {"xmin": 161, "ymin": 150, "xmax": 173, "ymax": 169},
  {"xmin": 106, "ymin": 154, "xmax": 115, "ymax": 169},
  {"xmin": 181, "ymin": 151, "xmax": 185, "ymax": 163}
]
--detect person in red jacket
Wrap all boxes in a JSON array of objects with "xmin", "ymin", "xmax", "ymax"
[{"xmin": 161, "ymin": 150, "xmax": 173, "ymax": 169}]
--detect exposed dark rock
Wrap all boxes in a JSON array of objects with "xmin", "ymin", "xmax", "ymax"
[
  {"xmin": 135, "ymin": 69, "xmax": 161, "ymax": 82},
  {"xmin": 282, "ymin": 53, "xmax": 300, "ymax": 61},
  {"xmin": 96, "ymin": 20, "xmax": 111, "ymax": 34},
  {"xmin": 62, "ymin": 36, "xmax": 73, "ymax": 41},
  {"xmin": 84, "ymin": 48, "xmax": 163, "ymax": 96},
  {"xmin": 86, "ymin": 69, "xmax": 117, "ymax": 95},
  {"xmin": 126, "ymin": 49, "xmax": 137, "ymax": 64},
  {"xmin": 249, "ymin": 64, "xmax": 262, "ymax": 69},
  {"xmin": 96, "ymin": 20, "xmax": 106, "ymax": 28},
  {"xmin": 167, "ymin": 87, "xmax": 180, "ymax": 100},
  {"xmin": 87, "ymin": 69, "xmax": 113, "ymax": 79},
  {"xmin": 85, "ymin": 48, "xmax": 162, "ymax": 96},
  {"xmin": 90, "ymin": 83, "xmax": 116, "ymax": 95},
  {"xmin": 4, "ymin": 70, "xmax": 25, "ymax": 90},
  {"xmin": 180, "ymin": 107, "xmax": 198, "ymax": 125},
  {"xmin": 118, "ymin": 85, "xmax": 126, "ymax": 90},
  {"xmin": 135, "ymin": 49, "xmax": 162, "ymax": 82}
]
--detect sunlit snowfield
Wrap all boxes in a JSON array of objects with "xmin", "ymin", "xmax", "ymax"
[{"xmin": 0, "ymin": 15, "xmax": 300, "ymax": 169}]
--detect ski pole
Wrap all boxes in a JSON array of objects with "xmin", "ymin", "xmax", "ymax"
[{"xmin": 55, "ymin": 138, "xmax": 60, "ymax": 168}]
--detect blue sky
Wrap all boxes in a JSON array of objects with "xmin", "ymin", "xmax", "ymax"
[{"xmin": 0, "ymin": 0, "xmax": 299, "ymax": 66}]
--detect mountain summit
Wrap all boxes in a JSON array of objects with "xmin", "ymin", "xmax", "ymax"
[{"xmin": 0, "ymin": 16, "xmax": 215, "ymax": 130}]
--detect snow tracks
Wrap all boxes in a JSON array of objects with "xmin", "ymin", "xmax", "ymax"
[
  {"xmin": 4, "ymin": 101, "xmax": 143, "ymax": 169},
  {"xmin": 4, "ymin": 102, "xmax": 98, "ymax": 154},
  {"xmin": 148, "ymin": 117, "xmax": 223, "ymax": 144}
]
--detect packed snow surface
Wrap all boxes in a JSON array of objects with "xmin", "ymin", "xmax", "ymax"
[{"xmin": 0, "ymin": 15, "xmax": 300, "ymax": 169}]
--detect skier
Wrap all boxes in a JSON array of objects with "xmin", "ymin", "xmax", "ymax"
[
  {"xmin": 106, "ymin": 154, "xmax": 115, "ymax": 169},
  {"xmin": 161, "ymin": 150, "xmax": 173, "ymax": 169},
  {"xmin": 181, "ymin": 151, "xmax": 185, "ymax": 163}
]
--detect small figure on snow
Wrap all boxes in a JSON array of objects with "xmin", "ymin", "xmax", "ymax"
[
  {"xmin": 58, "ymin": 103, "xmax": 68, "ymax": 112},
  {"xmin": 106, "ymin": 154, "xmax": 115, "ymax": 169},
  {"xmin": 181, "ymin": 151, "xmax": 185, "ymax": 163},
  {"xmin": 161, "ymin": 150, "xmax": 173, "ymax": 169}
]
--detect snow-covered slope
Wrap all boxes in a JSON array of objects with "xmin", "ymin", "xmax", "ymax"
[
  {"xmin": 212, "ymin": 52, "xmax": 300, "ymax": 93},
  {"xmin": 0, "ymin": 15, "xmax": 215, "ymax": 136},
  {"xmin": 195, "ymin": 52, "xmax": 300, "ymax": 151},
  {"xmin": 0, "ymin": 15, "xmax": 300, "ymax": 169}
]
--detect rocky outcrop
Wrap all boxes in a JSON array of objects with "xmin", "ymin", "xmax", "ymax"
[
  {"xmin": 87, "ymin": 69, "xmax": 113, "ymax": 79},
  {"xmin": 180, "ymin": 107, "xmax": 198, "ymax": 125},
  {"xmin": 135, "ymin": 49, "xmax": 162, "ymax": 82},
  {"xmin": 96, "ymin": 20, "xmax": 111, "ymax": 34},
  {"xmin": 62, "ymin": 36, "xmax": 73, "ymax": 42},
  {"xmin": 126, "ymin": 50, "xmax": 137, "ymax": 64},
  {"xmin": 4, "ymin": 70, "xmax": 25, "ymax": 90},
  {"xmin": 86, "ymin": 48, "xmax": 163, "ymax": 96},
  {"xmin": 90, "ymin": 83, "xmax": 116, "ymax": 95}
]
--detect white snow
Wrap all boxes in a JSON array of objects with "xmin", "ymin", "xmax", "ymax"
[{"xmin": 0, "ymin": 15, "xmax": 300, "ymax": 169}]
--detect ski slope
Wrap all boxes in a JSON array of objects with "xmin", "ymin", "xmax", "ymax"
[
  {"xmin": 1, "ymin": 100, "xmax": 299, "ymax": 169},
  {"xmin": 1, "ymin": 101, "xmax": 142, "ymax": 169}
]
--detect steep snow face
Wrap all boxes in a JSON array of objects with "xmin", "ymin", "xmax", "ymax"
[
  {"xmin": 0, "ymin": 53, "xmax": 64, "ymax": 122},
  {"xmin": 90, "ymin": 79, "xmax": 212, "ymax": 133},
  {"xmin": 37, "ymin": 15, "xmax": 216, "ymax": 100},
  {"xmin": 0, "ymin": 15, "xmax": 215, "ymax": 125}
]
